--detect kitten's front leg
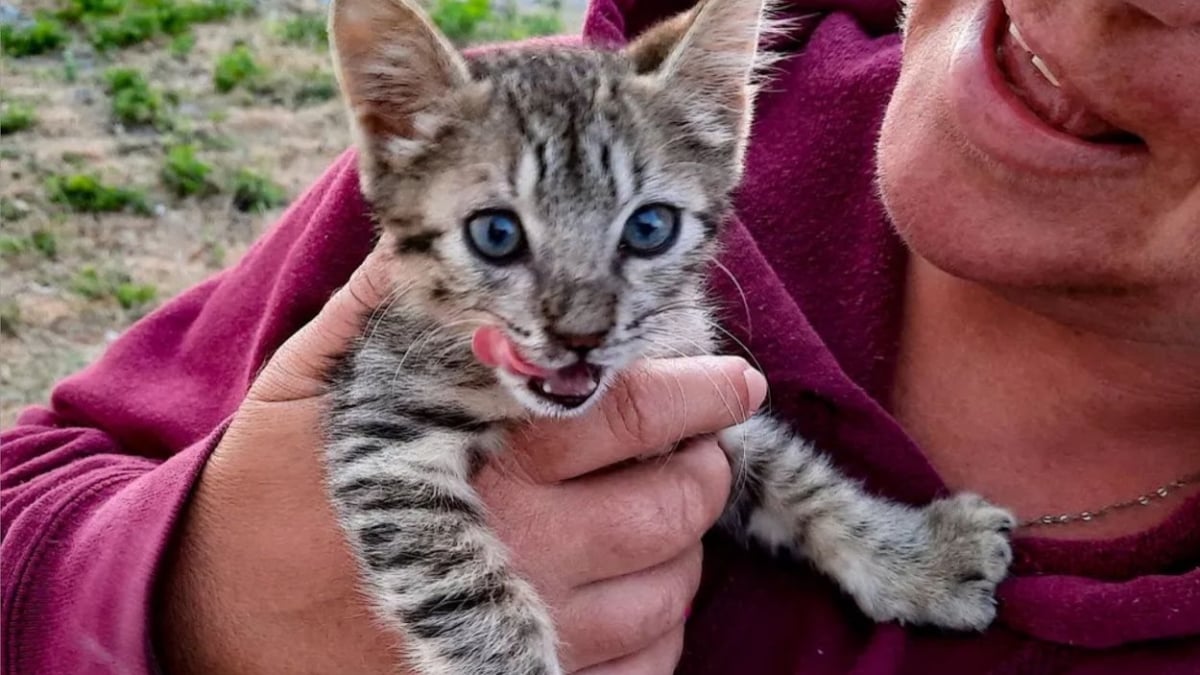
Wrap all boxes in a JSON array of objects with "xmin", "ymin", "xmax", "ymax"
[
  {"xmin": 720, "ymin": 415, "xmax": 1015, "ymax": 631},
  {"xmin": 325, "ymin": 419, "xmax": 560, "ymax": 675}
]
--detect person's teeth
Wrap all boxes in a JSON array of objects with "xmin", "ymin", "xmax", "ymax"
[
  {"xmin": 1030, "ymin": 54, "xmax": 1061, "ymax": 87},
  {"xmin": 1008, "ymin": 21, "xmax": 1031, "ymax": 52},
  {"xmin": 1009, "ymin": 19, "xmax": 1062, "ymax": 89}
]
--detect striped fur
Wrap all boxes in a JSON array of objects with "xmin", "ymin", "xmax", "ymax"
[{"xmin": 324, "ymin": 1, "xmax": 1014, "ymax": 673}]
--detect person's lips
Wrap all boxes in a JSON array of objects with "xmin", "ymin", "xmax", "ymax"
[{"xmin": 946, "ymin": 0, "xmax": 1148, "ymax": 176}]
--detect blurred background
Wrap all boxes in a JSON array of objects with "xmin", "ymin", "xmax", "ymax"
[{"xmin": 0, "ymin": 0, "xmax": 587, "ymax": 426}]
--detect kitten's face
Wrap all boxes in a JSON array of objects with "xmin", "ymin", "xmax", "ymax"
[{"xmin": 331, "ymin": 0, "xmax": 768, "ymax": 415}]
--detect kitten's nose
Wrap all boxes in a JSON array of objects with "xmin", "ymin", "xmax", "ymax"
[{"xmin": 550, "ymin": 330, "xmax": 607, "ymax": 356}]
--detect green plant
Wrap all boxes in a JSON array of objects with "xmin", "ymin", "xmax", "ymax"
[
  {"xmin": 488, "ymin": 0, "xmax": 562, "ymax": 41},
  {"xmin": 0, "ymin": 299, "xmax": 20, "ymax": 337},
  {"xmin": 0, "ymin": 197, "xmax": 30, "ymax": 222},
  {"xmin": 0, "ymin": 236, "xmax": 30, "ymax": 256},
  {"xmin": 3, "ymin": 230, "xmax": 60, "ymax": 258},
  {"xmin": 161, "ymin": 144, "xmax": 217, "ymax": 197},
  {"xmin": 0, "ymin": 103, "xmax": 36, "ymax": 135},
  {"xmin": 70, "ymin": 266, "xmax": 109, "ymax": 299},
  {"xmin": 63, "ymin": 49, "xmax": 79, "ymax": 82},
  {"xmin": 56, "ymin": 0, "xmax": 127, "ymax": 23},
  {"xmin": 427, "ymin": 0, "xmax": 562, "ymax": 46},
  {"xmin": 31, "ymin": 230, "xmax": 58, "ymax": 258},
  {"xmin": 213, "ymin": 43, "xmax": 261, "ymax": 93},
  {"xmin": 70, "ymin": 266, "xmax": 157, "ymax": 311},
  {"xmin": 89, "ymin": 10, "xmax": 162, "ymax": 50},
  {"xmin": 104, "ymin": 67, "xmax": 167, "ymax": 127},
  {"xmin": 231, "ymin": 169, "xmax": 286, "ymax": 213},
  {"xmin": 172, "ymin": 0, "xmax": 253, "ymax": 25},
  {"xmin": 85, "ymin": 0, "xmax": 254, "ymax": 51},
  {"xmin": 46, "ymin": 173, "xmax": 150, "ymax": 214},
  {"xmin": 278, "ymin": 13, "xmax": 327, "ymax": 47},
  {"xmin": 168, "ymin": 30, "xmax": 195, "ymax": 58},
  {"xmin": 293, "ymin": 70, "xmax": 338, "ymax": 106},
  {"xmin": 115, "ymin": 282, "xmax": 157, "ymax": 309},
  {"xmin": 428, "ymin": 0, "xmax": 491, "ymax": 44},
  {"xmin": 205, "ymin": 238, "xmax": 226, "ymax": 267},
  {"xmin": 1, "ymin": 16, "xmax": 69, "ymax": 57}
]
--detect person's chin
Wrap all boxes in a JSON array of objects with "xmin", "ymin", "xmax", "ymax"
[{"xmin": 879, "ymin": 168, "xmax": 1200, "ymax": 344}]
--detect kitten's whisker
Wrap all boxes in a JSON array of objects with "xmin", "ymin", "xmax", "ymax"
[
  {"xmin": 465, "ymin": 305, "xmax": 530, "ymax": 338},
  {"xmin": 709, "ymin": 258, "xmax": 753, "ymax": 341},
  {"xmin": 640, "ymin": 301, "xmax": 770, "ymax": 412},
  {"xmin": 622, "ymin": 300, "xmax": 701, "ymax": 332},
  {"xmin": 361, "ymin": 280, "xmax": 418, "ymax": 353},
  {"xmin": 639, "ymin": 330, "xmax": 754, "ymax": 501},
  {"xmin": 691, "ymin": 314, "xmax": 770, "ymax": 410},
  {"xmin": 392, "ymin": 316, "xmax": 485, "ymax": 384}
]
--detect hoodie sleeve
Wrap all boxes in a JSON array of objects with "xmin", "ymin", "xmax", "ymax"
[{"xmin": 0, "ymin": 150, "xmax": 375, "ymax": 675}]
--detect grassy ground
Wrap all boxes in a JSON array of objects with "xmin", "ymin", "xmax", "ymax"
[{"xmin": 1, "ymin": 0, "xmax": 583, "ymax": 426}]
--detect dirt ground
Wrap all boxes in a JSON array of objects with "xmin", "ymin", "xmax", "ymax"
[{"xmin": 1, "ymin": 0, "xmax": 584, "ymax": 426}]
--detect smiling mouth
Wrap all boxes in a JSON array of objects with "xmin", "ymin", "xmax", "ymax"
[
  {"xmin": 526, "ymin": 363, "xmax": 605, "ymax": 409},
  {"xmin": 996, "ymin": 9, "xmax": 1142, "ymax": 146},
  {"xmin": 946, "ymin": 0, "xmax": 1148, "ymax": 175}
]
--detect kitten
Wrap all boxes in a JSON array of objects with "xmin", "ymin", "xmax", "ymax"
[{"xmin": 323, "ymin": 0, "xmax": 1015, "ymax": 673}]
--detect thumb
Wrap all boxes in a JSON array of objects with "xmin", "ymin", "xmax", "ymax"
[{"xmin": 248, "ymin": 239, "xmax": 396, "ymax": 404}]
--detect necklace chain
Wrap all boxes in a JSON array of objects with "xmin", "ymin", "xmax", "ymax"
[{"xmin": 1021, "ymin": 470, "xmax": 1200, "ymax": 528}]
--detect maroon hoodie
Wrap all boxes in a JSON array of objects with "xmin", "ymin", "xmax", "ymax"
[{"xmin": 2, "ymin": 1, "xmax": 1198, "ymax": 673}]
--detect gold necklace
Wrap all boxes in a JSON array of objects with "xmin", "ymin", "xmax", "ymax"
[{"xmin": 1021, "ymin": 470, "xmax": 1200, "ymax": 528}]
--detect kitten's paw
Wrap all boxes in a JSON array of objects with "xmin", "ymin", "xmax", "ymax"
[
  {"xmin": 848, "ymin": 493, "xmax": 1014, "ymax": 632},
  {"xmin": 893, "ymin": 493, "xmax": 1015, "ymax": 631}
]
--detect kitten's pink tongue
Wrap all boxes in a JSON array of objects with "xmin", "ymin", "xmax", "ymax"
[
  {"xmin": 471, "ymin": 327, "xmax": 599, "ymax": 398},
  {"xmin": 472, "ymin": 326, "xmax": 550, "ymax": 377}
]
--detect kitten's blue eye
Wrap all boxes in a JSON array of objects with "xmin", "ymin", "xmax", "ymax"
[
  {"xmin": 466, "ymin": 210, "xmax": 525, "ymax": 262},
  {"xmin": 620, "ymin": 204, "xmax": 679, "ymax": 257}
]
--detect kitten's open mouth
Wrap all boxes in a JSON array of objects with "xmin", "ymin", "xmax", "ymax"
[
  {"xmin": 472, "ymin": 326, "xmax": 605, "ymax": 410},
  {"xmin": 526, "ymin": 363, "xmax": 604, "ymax": 409}
]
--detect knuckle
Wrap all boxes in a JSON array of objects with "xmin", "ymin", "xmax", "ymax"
[
  {"xmin": 607, "ymin": 492, "xmax": 675, "ymax": 563},
  {"xmin": 667, "ymin": 467, "xmax": 711, "ymax": 538},
  {"xmin": 601, "ymin": 577, "xmax": 688, "ymax": 660},
  {"xmin": 624, "ymin": 444, "xmax": 731, "ymax": 557},
  {"xmin": 676, "ymin": 441, "xmax": 733, "ymax": 527}
]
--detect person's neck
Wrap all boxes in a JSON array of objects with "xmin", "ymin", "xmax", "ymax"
[{"xmin": 892, "ymin": 257, "xmax": 1200, "ymax": 540}]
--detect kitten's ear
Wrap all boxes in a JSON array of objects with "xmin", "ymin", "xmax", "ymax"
[
  {"xmin": 625, "ymin": 0, "xmax": 772, "ymax": 163},
  {"xmin": 329, "ymin": 0, "xmax": 470, "ymax": 164}
]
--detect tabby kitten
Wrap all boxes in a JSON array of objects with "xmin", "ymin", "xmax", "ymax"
[{"xmin": 323, "ymin": 0, "xmax": 1015, "ymax": 673}]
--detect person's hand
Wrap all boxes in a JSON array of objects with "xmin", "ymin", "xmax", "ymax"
[{"xmin": 157, "ymin": 242, "xmax": 768, "ymax": 674}]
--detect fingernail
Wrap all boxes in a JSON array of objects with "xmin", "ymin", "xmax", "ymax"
[{"xmin": 742, "ymin": 367, "xmax": 768, "ymax": 411}]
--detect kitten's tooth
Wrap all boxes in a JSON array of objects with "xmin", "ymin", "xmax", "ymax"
[
  {"xmin": 1007, "ymin": 21, "xmax": 1031, "ymax": 53},
  {"xmin": 1030, "ymin": 55, "xmax": 1061, "ymax": 88},
  {"xmin": 540, "ymin": 380, "xmax": 554, "ymax": 395}
]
